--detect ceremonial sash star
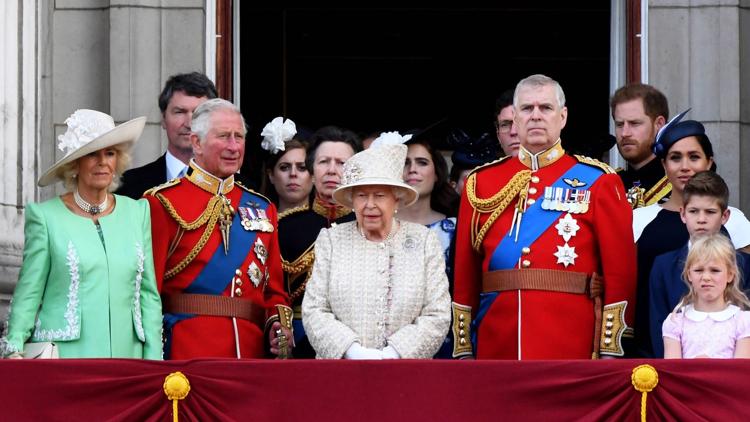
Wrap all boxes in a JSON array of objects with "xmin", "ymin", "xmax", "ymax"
[
  {"xmin": 555, "ymin": 213, "xmax": 580, "ymax": 242},
  {"xmin": 554, "ymin": 243, "xmax": 578, "ymax": 268}
]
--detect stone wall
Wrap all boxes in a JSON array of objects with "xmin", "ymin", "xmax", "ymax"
[
  {"xmin": 649, "ymin": 0, "xmax": 750, "ymax": 211},
  {"xmin": 0, "ymin": 0, "xmax": 207, "ymax": 321}
]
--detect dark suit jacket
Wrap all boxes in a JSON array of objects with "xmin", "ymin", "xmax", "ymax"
[{"xmin": 116, "ymin": 154, "xmax": 167, "ymax": 199}]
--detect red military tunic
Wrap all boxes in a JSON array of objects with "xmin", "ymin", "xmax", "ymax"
[
  {"xmin": 452, "ymin": 141, "xmax": 636, "ymax": 359},
  {"xmin": 146, "ymin": 162, "xmax": 289, "ymax": 359}
]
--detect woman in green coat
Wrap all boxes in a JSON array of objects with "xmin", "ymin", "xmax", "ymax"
[{"xmin": 1, "ymin": 109, "xmax": 162, "ymax": 359}]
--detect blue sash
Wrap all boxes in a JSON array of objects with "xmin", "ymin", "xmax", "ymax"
[
  {"xmin": 488, "ymin": 163, "xmax": 604, "ymax": 271},
  {"xmin": 163, "ymin": 190, "xmax": 268, "ymax": 358},
  {"xmin": 186, "ymin": 190, "xmax": 266, "ymax": 294}
]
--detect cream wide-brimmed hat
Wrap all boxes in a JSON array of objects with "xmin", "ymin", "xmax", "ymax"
[
  {"xmin": 332, "ymin": 137, "xmax": 418, "ymax": 209},
  {"xmin": 38, "ymin": 109, "xmax": 146, "ymax": 187}
]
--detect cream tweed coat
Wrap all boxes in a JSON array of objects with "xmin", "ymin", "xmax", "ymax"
[{"xmin": 302, "ymin": 220, "xmax": 450, "ymax": 359}]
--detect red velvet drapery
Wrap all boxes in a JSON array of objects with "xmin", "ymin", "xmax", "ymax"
[{"xmin": 0, "ymin": 359, "xmax": 744, "ymax": 421}]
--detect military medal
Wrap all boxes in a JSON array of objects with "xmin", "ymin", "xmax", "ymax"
[
  {"xmin": 553, "ymin": 243, "xmax": 578, "ymax": 267},
  {"xmin": 239, "ymin": 207, "xmax": 253, "ymax": 230},
  {"xmin": 555, "ymin": 213, "xmax": 580, "ymax": 242},
  {"xmin": 253, "ymin": 238, "xmax": 268, "ymax": 265},
  {"xmin": 247, "ymin": 262, "xmax": 262, "ymax": 287},
  {"xmin": 541, "ymin": 187, "xmax": 554, "ymax": 210},
  {"xmin": 626, "ymin": 182, "xmax": 645, "ymax": 209},
  {"xmin": 580, "ymin": 191, "xmax": 591, "ymax": 214},
  {"xmin": 257, "ymin": 209, "xmax": 274, "ymax": 232}
]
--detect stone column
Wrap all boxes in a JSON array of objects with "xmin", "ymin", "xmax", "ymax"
[
  {"xmin": 1, "ymin": 0, "xmax": 207, "ymax": 322},
  {"xmin": 649, "ymin": 0, "xmax": 749, "ymax": 212},
  {"xmin": 0, "ymin": 0, "xmax": 39, "ymax": 321}
]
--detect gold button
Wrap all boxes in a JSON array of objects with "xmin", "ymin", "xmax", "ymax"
[
  {"xmin": 528, "ymin": 187, "xmax": 537, "ymax": 195},
  {"xmin": 522, "ymin": 247, "xmax": 531, "ymax": 255},
  {"xmin": 531, "ymin": 176, "xmax": 540, "ymax": 183},
  {"xmin": 459, "ymin": 314, "xmax": 465, "ymax": 321},
  {"xmin": 459, "ymin": 321, "xmax": 465, "ymax": 329},
  {"xmin": 527, "ymin": 198, "xmax": 536, "ymax": 205},
  {"xmin": 606, "ymin": 313, "xmax": 614, "ymax": 321},
  {"xmin": 235, "ymin": 269, "xmax": 242, "ymax": 276},
  {"xmin": 606, "ymin": 321, "xmax": 613, "ymax": 329},
  {"xmin": 459, "ymin": 330, "xmax": 465, "ymax": 337},
  {"xmin": 234, "ymin": 288, "xmax": 242, "ymax": 297},
  {"xmin": 459, "ymin": 338, "xmax": 466, "ymax": 345},
  {"xmin": 604, "ymin": 338, "xmax": 612, "ymax": 345},
  {"xmin": 235, "ymin": 278, "xmax": 243, "ymax": 286},
  {"xmin": 522, "ymin": 259, "xmax": 531, "ymax": 268},
  {"xmin": 605, "ymin": 330, "xmax": 612, "ymax": 337}
]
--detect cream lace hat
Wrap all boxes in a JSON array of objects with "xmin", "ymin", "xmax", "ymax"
[
  {"xmin": 38, "ymin": 109, "xmax": 146, "ymax": 187},
  {"xmin": 332, "ymin": 140, "xmax": 418, "ymax": 209}
]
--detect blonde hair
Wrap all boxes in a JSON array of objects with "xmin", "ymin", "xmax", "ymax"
[
  {"xmin": 674, "ymin": 233, "xmax": 750, "ymax": 311},
  {"xmin": 59, "ymin": 144, "xmax": 132, "ymax": 192}
]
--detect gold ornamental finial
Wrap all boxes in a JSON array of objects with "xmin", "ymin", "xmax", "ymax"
[
  {"xmin": 631, "ymin": 364, "xmax": 659, "ymax": 422},
  {"xmin": 164, "ymin": 371, "xmax": 191, "ymax": 422}
]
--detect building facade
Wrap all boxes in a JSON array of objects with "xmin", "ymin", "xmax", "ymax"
[{"xmin": 1, "ymin": 0, "xmax": 749, "ymax": 320}]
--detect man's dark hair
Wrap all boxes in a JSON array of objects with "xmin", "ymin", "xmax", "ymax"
[
  {"xmin": 610, "ymin": 83, "xmax": 669, "ymax": 122},
  {"xmin": 683, "ymin": 170, "xmax": 729, "ymax": 212},
  {"xmin": 158, "ymin": 72, "xmax": 218, "ymax": 113},
  {"xmin": 493, "ymin": 89, "xmax": 515, "ymax": 128}
]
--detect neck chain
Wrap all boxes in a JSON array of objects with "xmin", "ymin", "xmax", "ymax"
[
  {"xmin": 73, "ymin": 190, "xmax": 108, "ymax": 215},
  {"xmin": 359, "ymin": 218, "xmax": 399, "ymax": 242}
]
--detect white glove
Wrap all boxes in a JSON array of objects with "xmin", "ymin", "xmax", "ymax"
[
  {"xmin": 381, "ymin": 345, "xmax": 401, "ymax": 359},
  {"xmin": 344, "ymin": 342, "xmax": 383, "ymax": 360}
]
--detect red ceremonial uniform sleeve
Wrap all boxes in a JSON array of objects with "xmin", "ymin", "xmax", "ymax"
[
  {"xmin": 592, "ymin": 173, "xmax": 637, "ymax": 327},
  {"xmin": 453, "ymin": 178, "xmax": 484, "ymax": 315},
  {"xmin": 261, "ymin": 203, "xmax": 290, "ymax": 313},
  {"xmin": 145, "ymin": 194, "xmax": 176, "ymax": 292}
]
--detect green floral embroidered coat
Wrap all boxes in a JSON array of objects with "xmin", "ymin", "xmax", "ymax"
[{"xmin": 1, "ymin": 195, "xmax": 162, "ymax": 359}]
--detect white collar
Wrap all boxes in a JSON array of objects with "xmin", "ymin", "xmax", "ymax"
[
  {"xmin": 684, "ymin": 304, "xmax": 740, "ymax": 322},
  {"xmin": 165, "ymin": 150, "xmax": 189, "ymax": 180}
]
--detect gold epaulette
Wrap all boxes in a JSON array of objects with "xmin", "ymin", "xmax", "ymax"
[
  {"xmin": 574, "ymin": 155, "xmax": 616, "ymax": 174},
  {"xmin": 234, "ymin": 180, "xmax": 273, "ymax": 204},
  {"xmin": 278, "ymin": 203, "xmax": 309, "ymax": 221},
  {"xmin": 143, "ymin": 178, "xmax": 181, "ymax": 196},
  {"xmin": 599, "ymin": 301, "xmax": 628, "ymax": 357},
  {"xmin": 467, "ymin": 155, "xmax": 511, "ymax": 177},
  {"xmin": 283, "ymin": 246, "xmax": 315, "ymax": 302}
]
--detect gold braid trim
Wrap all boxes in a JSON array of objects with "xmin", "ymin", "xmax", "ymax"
[
  {"xmin": 644, "ymin": 176, "xmax": 672, "ymax": 206},
  {"xmin": 282, "ymin": 247, "xmax": 315, "ymax": 302},
  {"xmin": 156, "ymin": 193, "xmax": 225, "ymax": 280},
  {"xmin": 278, "ymin": 203, "xmax": 309, "ymax": 220},
  {"xmin": 466, "ymin": 170, "xmax": 531, "ymax": 252}
]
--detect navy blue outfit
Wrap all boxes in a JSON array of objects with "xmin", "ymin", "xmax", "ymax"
[{"xmin": 649, "ymin": 243, "xmax": 750, "ymax": 358}]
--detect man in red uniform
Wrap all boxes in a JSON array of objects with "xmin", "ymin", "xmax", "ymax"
[
  {"xmin": 146, "ymin": 99, "xmax": 292, "ymax": 359},
  {"xmin": 452, "ymin": 74, "xmax": 636, "ymax": 359}
]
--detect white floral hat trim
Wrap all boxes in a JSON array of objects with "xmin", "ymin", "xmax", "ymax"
[
  {"xmin": 37, "ymin": 109, "xmax": 146, "ymax": 187},
  {"xmin": 260, "ymin": 116, "xmax": 297, "ymax": 154}
]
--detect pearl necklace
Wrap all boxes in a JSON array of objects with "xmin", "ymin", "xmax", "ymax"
[
  {"xmin": 359, "ymin": 219, "xmax": 399, "ymax": 242},
  {"xmin": 73, "ymin": 190, "xmax": 108, "ymax": 215}
]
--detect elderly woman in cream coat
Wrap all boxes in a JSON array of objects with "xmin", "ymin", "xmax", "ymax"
[{"xmin": 302, "ymin": 132, "xmax": 450, "ymax": 359}]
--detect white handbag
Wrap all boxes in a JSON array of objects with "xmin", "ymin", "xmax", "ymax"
[{"xmin": 23, "ymin": 342, "xmax": 59, "ymax": 359}]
